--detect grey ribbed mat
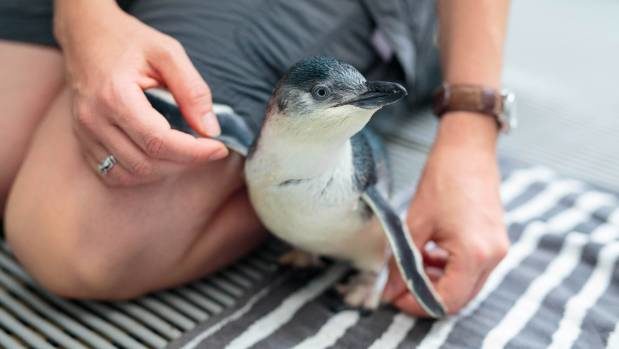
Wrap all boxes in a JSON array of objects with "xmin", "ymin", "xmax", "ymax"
[
  {"xmin": 1, "ymin": 160, "xmax": 618, "ymax": 348},
  {"xmin": 0, "ymin": 233, "xmax": 289, "ymax": 349},
  {"xmin": 169, "ymin": 159, "xmax": 619, "ymax": 349}
]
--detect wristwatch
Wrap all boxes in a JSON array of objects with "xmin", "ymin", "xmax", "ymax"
[{"xmin": 432, "ymin": 84, "xmax": 518, "ymax": 133}]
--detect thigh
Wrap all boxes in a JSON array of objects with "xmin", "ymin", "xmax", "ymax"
[
  {"xmin": 0, "ymin": 40, "xmax": 64, "ymax": 213},
  {"xmin": 5, "ymin": 86, "xmax": 261, "ymax": 297}
]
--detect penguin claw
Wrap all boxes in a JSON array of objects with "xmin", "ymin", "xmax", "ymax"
[{"xmin": 278, "ymin": 249, "xmax": 325, "ymax": 268}]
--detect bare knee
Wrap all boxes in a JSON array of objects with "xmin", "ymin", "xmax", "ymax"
[
  {"xmin": 4, "ymin": 203, "xmax": 155, "ymax": 300},
  {"xmin": 3, "ymin": 178, "xmax": 246, "ymax": 301},
  {"xmin": 3, "ymin": 181, "xmax": 245, "ymax": 301}
]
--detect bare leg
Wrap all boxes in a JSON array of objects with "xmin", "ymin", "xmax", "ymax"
[
  {"xmin": 5, "ymin": 86, "xmax": 266, "ymax": 299},
  {"xmin": 0, "ymin": 41, "xmax": 64, "ymax": 213}
]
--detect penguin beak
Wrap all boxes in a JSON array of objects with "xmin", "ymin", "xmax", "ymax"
[{"xmin": 340, "ymin": 81, "xmax": 408, "ymax": 109}]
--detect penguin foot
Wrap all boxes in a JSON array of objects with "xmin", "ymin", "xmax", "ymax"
[
  {"xmin": 336, "ymin": 271, "xmax": 383, "ymax": 310},
  {"xmin": 278, "ymin": 249, "xmax": 324, "ymax": 268}
]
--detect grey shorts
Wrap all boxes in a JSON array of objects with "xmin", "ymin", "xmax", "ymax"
[{"xmin": 0, "ymin": 0, "xmax": 438, "ymax": 131}]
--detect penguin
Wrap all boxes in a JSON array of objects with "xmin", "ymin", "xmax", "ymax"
[{"xmin": 145, "ymin": 56, "xmax": 446, "ymax": 318}]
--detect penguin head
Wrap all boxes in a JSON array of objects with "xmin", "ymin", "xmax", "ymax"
[{"xmin": 265, "ymin": 57, "xmax": 407, "ymax": 140}]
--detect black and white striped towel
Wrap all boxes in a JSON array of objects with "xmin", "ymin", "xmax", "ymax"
[{"xmin": 171, "ymin": 161, "xmax": 619, "ymax": 349}]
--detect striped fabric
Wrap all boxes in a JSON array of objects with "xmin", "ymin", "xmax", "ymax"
[
  {"xmin": 171, "ymin": 162, "xmax": 619, "ymax": 349},
  {"xmin": 0, "ymin": 236, "xmax": 288, "ymax": 348}
]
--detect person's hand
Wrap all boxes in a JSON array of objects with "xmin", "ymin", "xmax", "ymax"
[
  {"xmin": 382, "ymin": 112, "xmax": 509, "ymax": 316},
  {"xmin": 54, "ymin": 0, "xmax": 227, "ymax": 186}
]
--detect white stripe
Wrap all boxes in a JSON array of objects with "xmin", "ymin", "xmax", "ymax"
[
  {"xmin": 415, "ymin": 169, "xmax": 569, "ymax": 349},
  {"xmin": 585, "ymin": 196, "xmax": 619, "ymax": 243},
  {"xmin": 292, "ymin": 310, "xmax": 360, "ymax": 349},
  {"xmin": 607, "ymin": 324, "xmax": 619, "ymax": 349},
  {"xmin": 500, "ymin": 166, "xmax": 555, "ymax": 204},
  {"xmin": 368, "ymin": 313, "xmax": 416, "ymax": 349},
  {"xmin": 506, "ymin": 179, "xmax": 584, "ymax": 224},
  {"xmin": 417, "ymin": 221, "xmax": 548, "ymax": 349},
  {"xmin": 576, "ymin": 191, "xmax": 616, "ymax": 212},
  {"xmin": 181, "ymin": 283, "xmax": 274, "ymax": 349},
  {"xmin": 548, "ymin": 243, "xmax": 619, "ymax": 349},
  {"xmin": 545, "ymin": 191, "xmax": 615, "ymax": 232},
  {"xmin": 591, "ymin": 223, "xmax": 619, "ymax": 244},
  {"xmin": 481, "ymin": 233, "xmax": 588, "ymax": 349},
  {"xmin": 224, "ymin": 265, "xmax": 347, "ymax": 349},
  {"xmin": 418, "ymin": 195, "xmax": 594, "ymax": 349}
]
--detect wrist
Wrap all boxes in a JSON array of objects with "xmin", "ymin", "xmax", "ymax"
[
  {"xmin": 53, "ymin": 0, "xmax": 120, "ymax": 46},
  {"xmin": 434, "ymin": 111, "xmax": 499, "ymax": 154}
]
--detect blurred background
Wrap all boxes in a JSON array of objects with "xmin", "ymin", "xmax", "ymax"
[
  {"xmin": 501, "ymin": 0, "xmax": 618, "ymax": 190},
  {"xmin": 385, "ymin": 0, "xmax": 619, "ymax": 193}
]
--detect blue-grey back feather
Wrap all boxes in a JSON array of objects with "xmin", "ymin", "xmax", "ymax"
[{"xmin": 351, "ymin": 129, "xmax": 391, "ymax": 198}]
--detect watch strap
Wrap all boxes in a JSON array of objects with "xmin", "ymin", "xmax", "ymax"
[{"xmin": 432, "ymin": 84, "xmax": 504, "ymax": 121}]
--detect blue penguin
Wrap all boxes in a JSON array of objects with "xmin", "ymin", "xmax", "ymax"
[{"xmin": 145, "ymin": 57, "xmax": 446, "ymax": 318}]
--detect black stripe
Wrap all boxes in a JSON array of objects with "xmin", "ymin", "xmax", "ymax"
[
  {"xmin": 247, "ymin": 287, "xmax": 348, "ymax": 349},
  {"xmin": 505, "ymin": 242, "xmax": 607, "ymax": 349},
  {"xmin": 571, "ymin": 251, "xmax": 619, "ymax": 348},
  {"xmin": 395, "ymin": 319, "xmax": 435, "ymax": 349},
  {"xmin": 444, "ymin": 231, "xmax": 568, "ymax": 348},
  {"xmin": 504, "ymin": 181, "xmax": 548, "ymax": 212},
  {"xmin": 439, "ymin": 189, "xmax": 594, "ymax": 348},
  {"xmin": 205, "ymin": 267, "xmax": 326, "ymax": 347},
  {"xmin": 331, "ymin": 308, "xmax": 395, "ymax": 348},
  {"xmin": 540, "ymin": 192, "xmax": 582, "ymax": 220},
  {"xmin": 595, "ymin": 205, "xmax": 617, "ymax": 223}
]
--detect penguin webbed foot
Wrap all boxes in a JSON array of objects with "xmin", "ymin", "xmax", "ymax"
[{"xmin": 336, "ymin": 268, "xmax": 388, "ymax": 311}]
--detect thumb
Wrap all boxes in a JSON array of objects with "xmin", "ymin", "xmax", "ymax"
[{"xmin": 152, "ymin": 41, "xmax": 220, "ymax": 137}]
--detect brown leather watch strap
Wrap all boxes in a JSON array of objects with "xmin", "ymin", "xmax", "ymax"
[{"xmin": 432, "ymin": 84, "xmax": 504, "ymax": 121}]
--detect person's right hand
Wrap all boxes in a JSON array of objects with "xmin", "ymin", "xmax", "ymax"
[{"xmin": 54, "ymin": 0, "xmax": 228, "ymax": 186}]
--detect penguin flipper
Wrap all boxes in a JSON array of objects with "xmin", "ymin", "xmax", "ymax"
[
  {"xmin": 361, "ymin": 185, "xmax": 447, "ymax": 318},
  {"xmin": 145, "ymin": 88, "xmax": 254, "ymax": 157}
]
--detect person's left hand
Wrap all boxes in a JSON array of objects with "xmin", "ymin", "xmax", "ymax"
[{"xmin": 382, "ymin": 113, "xmax": 510, "ymax": 316}]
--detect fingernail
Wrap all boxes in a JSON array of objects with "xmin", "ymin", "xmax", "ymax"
[
  {"xmin": 202, "ymin": 111, "xmax": 221, "ymax": 137},
  {"xmin": 209, "ymin": 147, "xmax": 229, "ymax": 161}
]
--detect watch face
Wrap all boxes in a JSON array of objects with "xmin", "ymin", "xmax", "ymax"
[{"xmin": 501, "ymin": 90, "xmax": 518, "ymax": 133}]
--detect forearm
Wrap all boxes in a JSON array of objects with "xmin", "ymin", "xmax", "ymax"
[
  {"xmin": 435, "ymin": 0, "xmax": 511, "ymax": 151},
  {"xmin": 53, "ymin": 0, "xmax": 120, "ymax": 46}
]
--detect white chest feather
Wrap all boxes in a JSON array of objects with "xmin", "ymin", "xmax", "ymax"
[{"xmin": 245, "ymin": 137, "xmax": 386, "ymax": 270}]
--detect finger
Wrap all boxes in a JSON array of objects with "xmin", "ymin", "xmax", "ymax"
[
  {"xmin": 150, "ymin": 40, "xmax": 219, "ymax": 137},
  {"xmin": 382, "ymin": 258, "xmax": 409, "ymax": 303},
  {"xmin": 98, "ymin": 123, "xmax": 174, "ymax": 179},
  {"xmin": 423, "ymin": 247, "xmax": 448, "ymax": 268},
  {"xmin": 382, "ymin": 257, "xmax": 444, "ymax": 301},
  {"xmin": 426, "ymin": 266, "xmax": 444, "ymax": 282},
  {"xmin": 407, "ymin": 214, "xmax": 434, "ymax": 250},
  {"xmin": 114, "ymin": 85, "xmax": 228, "ymax": 163},
  {"xmin": 394, "ymin": 248, "xmax": 484, "ymax": 316},
  {"xmin": 75, "ymin": 129, "xmax": 137, "ymax": 186},
  {"xmin": 468, "ymin": 268, "xmax": 492, "ymax": 303}
]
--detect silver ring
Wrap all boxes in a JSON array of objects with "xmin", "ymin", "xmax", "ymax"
[{"xmin": 98, "ymin": 155, "xmax": 117, "ymax": 175}]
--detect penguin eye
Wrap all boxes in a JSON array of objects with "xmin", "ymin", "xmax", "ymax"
[{"xmin": 311, "ymin": 85, "xmax": 331, "ymax": 100}]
